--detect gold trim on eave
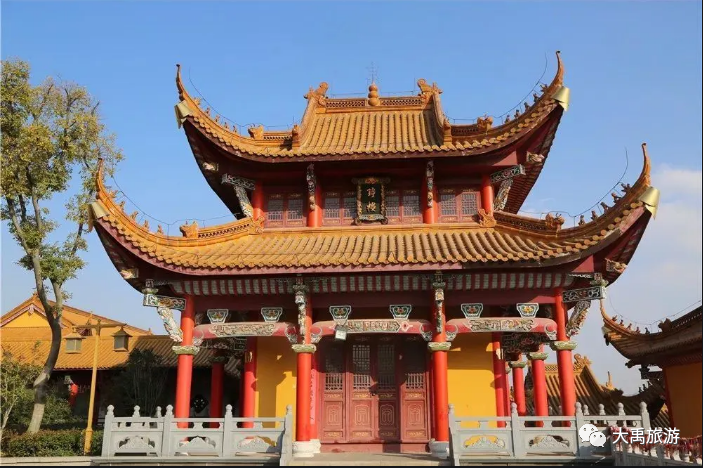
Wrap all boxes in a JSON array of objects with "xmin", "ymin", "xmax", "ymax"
[
  {"xmin": 552, "ymin": 86, "xmax": 571, "ymax": 111},
  {"xmin": 638, "ymin": 186, "xmax": 660, "ymax": 219}
]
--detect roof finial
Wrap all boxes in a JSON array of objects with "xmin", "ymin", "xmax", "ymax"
[{"xmin": 367, "ymin": 62, "xmax": 378, "ymax": 87}]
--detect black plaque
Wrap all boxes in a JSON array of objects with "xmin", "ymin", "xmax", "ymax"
[{"xmin": 352, "ymin": 177, "xmax": 390, "ymax": 224}]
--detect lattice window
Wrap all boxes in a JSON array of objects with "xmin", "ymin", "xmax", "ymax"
[
  {"xmin": 324, "ymin": 344, "xmax": 345, "ymax": 392},
  {"xmin": 265, "ymin": 193, "xmax": 305, "ymax": 227},
  {"xmin": 343, "ymin": 194, "xmax": 356, "ymax": 220},
  {"xmin": 324, "ymin": 195, "xmax": 340, "ymax": 220},
  {"xmin": 377, "ymin": 344, "xmax": 396, "ymax": 390},
  {"xmin": 404, "ymin": 340, "xmax": 426, "ymax": 390},
  {"xmin": 266, "ymin": 196, "xmax": 284, "ymax": 222},
  {"xmin": 439, "ymin": 188, "xmax": 482, "ymax": 223},
  {"xmin": 324, "ymin": 191, "xmax": 356, "ymax": 225},
  {"xmin": 288, "ymin": 197, "xmax": 304, "ymax": 221},
  {"xmin": 386, "ymin": 195, "xmax": 400, "ymax": 217},
  {"xmin": 403, "ymin": 193, "xmax": 421, "ymax": 217},
  {"xmin": 461, "ymin": 191, "xmax": 479, "ymax": 217},
  {"xmin": 352, "ymin": 344, "xmax": 371, "ymax": 390},
  {"xmin": 440, "ymin": 193, "xmax": 457, "ymax": 217},
  {"xmin": 386, "ymin": 189, "xmax": 422, "ymax": 224}
]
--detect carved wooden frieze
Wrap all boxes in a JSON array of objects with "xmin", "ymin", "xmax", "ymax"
[
  {"xmin": 562, "ymin": 286, "xmax": 606, "ymax": 303},
  {"xmin": 143, "ymin": 294, "xmax": 186, "ymax": 311},
  {"xmin": 490, "ymin": 165, "xmax": 526, "ymax": 184}
]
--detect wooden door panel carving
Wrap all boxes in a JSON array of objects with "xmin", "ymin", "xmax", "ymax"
[{"xmin": 319, "ymin": 335, "xmax": 429, "ymax": 444}]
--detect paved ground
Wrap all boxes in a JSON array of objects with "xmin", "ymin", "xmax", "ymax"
[{"xmin": 289, "ymin": 453, "xmax": 451, "ymax": 466}]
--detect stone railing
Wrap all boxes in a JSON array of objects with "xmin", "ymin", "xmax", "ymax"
[
  {"xmin": 613, "ymin": 435, "xmax": 703, "ymax": 466},
  {"xmin": 100, "ymin": 404, "xmax": 293, "ymax": 465},
  {"xmin": 449, "ymin": 401, "xmax": 649, "ymax": 465}
]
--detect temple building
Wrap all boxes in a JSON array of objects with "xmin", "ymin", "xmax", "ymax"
[
  {"xmin": 88, "ymin": 52, "xmax": 660, "ymax": 456},
  {"xmin": 0, "ymin": 294, "xmax": 239, "ymax": 420},
  {"xmin": 602, "ymin": 304, "xmax": 701, "ymax": 437}
]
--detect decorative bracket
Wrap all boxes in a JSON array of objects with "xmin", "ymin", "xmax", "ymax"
[
  {"xmin": 172, "ymin": 345, "xmax": 199, "ymax": 356},
  {"xmin": 516, "ymin": 303, "xmax": 539, "ymax": 318},
  {"xmin": 329, "ymin": 305, "xmax": 352, "ymax": 323},
  {"xmin": 389, "ymin": 305, "xmax": 412, "ymax": 320},
  {"xmin": 207, "ymin": 309, "xmax": 229, "ymax": 324},
  {"xmin": 605, "ymin": 259, "xmax": 627, "ymax": 274},
  {"xmin": 261, "ymin": 307, "xmax": 283, "ymax": 323},
  {"xmin": 565, "ymin": 300, "xmax": 591, "ymax": 337},
  {"xmin": 306, "ymin": 164, "xmax": 317, "ymax": 211},
  {"xmin": 292, "ymin": 344, "xmax": 317, "ymax": 354},
  {"xmin": 490, "ymin": 164, "xmax": 526, "ymax": 184},
  {"xmin": 143, "ymin": 293, "xmax": 186, "ymax": 311},
  {"xmin": 157, "ymin": 307, "xmax": 183, "ymax": 343},
  {"xmin": 460, "ymin": 303, "xmax": 483, "ymax": 318},
  {"xmin": 493, "ymin": 178, "xmax": 513, "ymax": 212},
  {"xmin": 528, "ymin": 351, "xmax": 549, "ymax": 361},
  {"xmin": 508, "ymin": 361, "xmax": 528, "ymax": 369},
  {"xmin": 562, "ymin": 286, "xmax": 606, "ymax": 303},
  {"xmin": 432, "ymin": 272, "xmax": 446, "ymax": 334},
  {"xmin": 428, "ymin": 342, "xmax": 452, "ymax": 352},
  {"xmin": 222, "ymin": 174, "xmax": 256, "ymax": 218},
  {"xmin": 293, "ymin": 284, "xmax": 309, "ymax": 339},
  {"xmin": 550, "ymin": 340, "xmax": 577, "ymax": 351},
  {"xmin": 426, "ymin": 161, "xmax": 435, "ymax": 208}
]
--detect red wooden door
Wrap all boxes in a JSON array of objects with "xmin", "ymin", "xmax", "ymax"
[{"xmin": 318, "ymin": 335, "xmax": 429, "ymax": 444}]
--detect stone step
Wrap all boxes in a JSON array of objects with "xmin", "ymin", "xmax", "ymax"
[{"xmin": 289, "ymin": 453, "xmax": 450, "ymax": 466}]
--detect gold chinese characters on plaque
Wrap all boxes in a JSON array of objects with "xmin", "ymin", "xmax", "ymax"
[{"xmin": 352, "ymin": 177, "xmax": 390, "ymax": 225}]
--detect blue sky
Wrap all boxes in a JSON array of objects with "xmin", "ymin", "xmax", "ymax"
[{"xmin": 2, "ymin": 1, "xmax": 701, "ymax": 394}]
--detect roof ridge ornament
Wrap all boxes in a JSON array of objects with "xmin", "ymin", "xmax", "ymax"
[
  {"xmin": 304, "ymin": 82, "xmax": 328, "ymax": 107},
  {"xmin": 417, "ymin": 79, "xmax": 442, "ymax": 104},
  {"xmin": 367, "ymin": 82, "xmax": 380, "ymax": 106}
]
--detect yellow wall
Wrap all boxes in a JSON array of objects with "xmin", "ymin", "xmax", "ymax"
[
  {"xmin": 254, "ymin": 337, "xmax": 297, "ymax": 434},
  {"xmin": 4, "ymin": 312, "xmax": 49, "ymax": 328},
  {"xmin": 665, "ymin": 362, "xmax": 702, "ymax": 437},
  {"xmin": 447, "ymin": 334, "xmax": 497, "ymax": 418}
]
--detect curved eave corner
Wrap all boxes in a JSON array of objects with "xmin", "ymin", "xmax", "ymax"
[{"xmin": 173, "ymin": 52, "xmax": 570, "ymax": 162}]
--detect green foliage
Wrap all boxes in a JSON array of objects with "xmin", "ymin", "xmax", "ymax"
[
  {"xmin": 105, "ymin": 349, "xmax": 169, "ymax": 417},
  {"xmin": 1, "ymin": 349, "xmax": 79, "ymax": 433},
  {"xmin": 1, "ymin": 429, "xmax": 103, "ymax": 457},
  {"xmin": 0, "ymin": 350, "xmax": 39, "ymax": 435},
  {"xmin": 1, "ymin": 57, "xmax": 123, "ymax": 432}
]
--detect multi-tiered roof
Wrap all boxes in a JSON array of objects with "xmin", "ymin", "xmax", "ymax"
[{"xmin": 89, "ymin": 53, "xmax": 659, "ymax": 296}]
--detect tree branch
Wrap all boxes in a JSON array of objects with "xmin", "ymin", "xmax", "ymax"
[
  {"xmin": 26, "ymin": 169, "xmax": 43, "ymax": 233},
  {"xmin": 6, "ymin": 199, "xmax": 31, "ymax": 253}
]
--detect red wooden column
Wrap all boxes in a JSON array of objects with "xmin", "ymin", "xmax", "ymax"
[
  {"xmin": 241, "ymin": 338, "xmax": 257, "ymax": 428},
  {"xmin": 252, "ymin": 181, "xmax": 264, "ymax": 220},
  {"xmin": 174, "ymin": 295, "xmax": 196, "ymax": 421},
  {"xmin": 209, "ymin": 352, "xmax": 227, "ymax": 426},
  {"xmin": 553, "ymin": 289, "xmax": 577, "ymax": 417},
  {"xmin": 481, "ymin": 175, "xmax": 495, "ymax": 213},
  {"xmin": 491, "ymin": 333, "xmax": 507, "ymax": 426},
  {"xmin": 422, "ymin": 160, "xmax": 438, "ymax": 224},
  {"xmin": 509, "ymin": 360, "xmax": 527, "ymax": 416},
  {"xmin": 502, "ymin": 363, "xmax": 511, "ymax": 416},
  {"xmin": 429, "ymin": 276, "xmax": 450, "ymax": 457},
  {"xmin": 292, "ymin": 284, "xmax": 315, "ymax": 457},
  {"xmin": 528, "ymin": 348, "xmax": 549, "ymax": 425}
]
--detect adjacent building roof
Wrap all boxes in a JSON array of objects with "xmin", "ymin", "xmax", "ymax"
[
  {"xmin": 602, "ymin": 304, "xmax": 702, "ymax": 368},
  {"xmin": 525, "ymin": 354, "xmax": 669, "ymax": 428},
  {"xmin": 90, "ymin": 145, "xmax": 657, "ymax": 285},
  {"xmin": 0, "ymin": 295, "xmax": 238, "ymax": 374}
]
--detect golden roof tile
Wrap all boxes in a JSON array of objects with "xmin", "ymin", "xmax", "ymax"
[
  {"xmin": 174, "ymin": 52, "xmax": 566, "ymax": 161},
  {"xmin": 90, "ymin": 145, "xmax": 654, "ymax": 275}
]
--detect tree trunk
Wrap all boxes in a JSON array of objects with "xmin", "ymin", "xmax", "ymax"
[{"xmin": 26, "ymin": 315, "xmax": 62, "ymax": 434}]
